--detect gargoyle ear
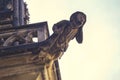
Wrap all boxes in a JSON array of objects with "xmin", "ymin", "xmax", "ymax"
[{"xmin": 76, "ymin": 27, "xmax": 83, "ymax": 43}]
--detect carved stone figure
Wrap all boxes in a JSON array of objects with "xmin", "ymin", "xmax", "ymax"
[
  {"xmin": 31, "ymin": 11, "xmax": 86, "ymax": 63},
  {"xmin": 0, "ymin": 11, "xmax": 86, "ymax": 80}
]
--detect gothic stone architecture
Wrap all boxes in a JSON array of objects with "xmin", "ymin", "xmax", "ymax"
[{"xmin": 0, "ymin": 0, "xmax": 86, "ymax": 80}]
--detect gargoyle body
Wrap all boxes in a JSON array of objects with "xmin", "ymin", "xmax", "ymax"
[{"xmin": 33, "ymin": 11, "xmax": 86, "ymax": 61}]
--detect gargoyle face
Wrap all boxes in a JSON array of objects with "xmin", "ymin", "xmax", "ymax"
[
  {"xmin": 70, "ymin": 11, "xmax": 86, "ymax": 43},
  {"xmin": 70, "ymin": 11, "xmax": 86, "ymax": 28}
]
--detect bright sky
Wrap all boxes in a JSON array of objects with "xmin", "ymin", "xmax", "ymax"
[{"xmin": 25, "ymin": 0, "xmax": 120, "ymax": 80}]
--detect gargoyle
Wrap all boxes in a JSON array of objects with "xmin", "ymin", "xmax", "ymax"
[{"xmin": 31, "ymin": 11, "xmax": 86, "ymax": 62}]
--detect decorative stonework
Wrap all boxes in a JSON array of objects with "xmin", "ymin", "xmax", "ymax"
[{"xmin": 0, "ymin": 0, "xmax": 86, "ymax": 80}]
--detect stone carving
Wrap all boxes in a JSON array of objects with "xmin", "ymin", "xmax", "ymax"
[
  {"xmin": 31, "ymin": 11, "xmax": 86, "ymax": 63},
  {"xmin": 0, "ymin": 11, "xmax": 86, "ymax": 66},
  {"xmin": 3, "ymin": 31, "xmax": 33, "ymax": 46},
  {"xmin": 0, "ymin": 11, "xmax": 86, "ymax": 80}
]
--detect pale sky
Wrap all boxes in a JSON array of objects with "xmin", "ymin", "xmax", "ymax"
[{"xmin": 24, "ymin": 0, "xmax": 120, "ymax": 80}]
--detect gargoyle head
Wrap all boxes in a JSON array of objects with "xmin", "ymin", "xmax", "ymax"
[{"xmin": 70, "ymin": 11, "xmax": 86, "ymax": 43}]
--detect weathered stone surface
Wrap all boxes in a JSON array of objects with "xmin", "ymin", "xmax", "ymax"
[
  {"xmin": 31, "ymin": 11, "xmax": 86, "ymax": 61},
  {"xmin": 0, "ymin": 1, "xmax": 86, "ymax": 80},
  {"xmin": 0, "ymin": 22, "xmax": 60, "ymax": 80}
]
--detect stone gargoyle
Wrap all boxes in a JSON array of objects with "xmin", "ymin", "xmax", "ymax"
[{"xmin": 31, "ymin": 11, "xmax": 86, "ymax": 63}]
